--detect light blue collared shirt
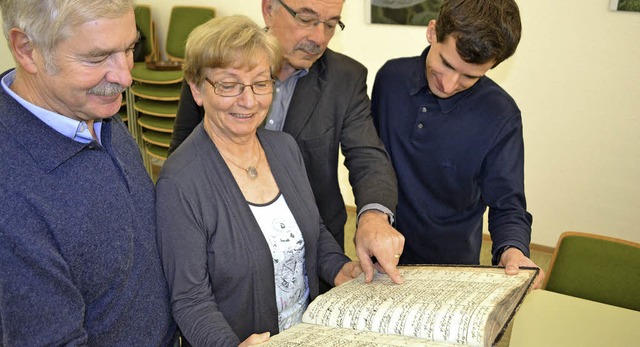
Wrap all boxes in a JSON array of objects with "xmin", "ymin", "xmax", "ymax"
[
  {"xmin": 1, "ymin": 70, "xmax": 102, "ymax": 144},
  {"xmin": 265, "ymin": 69, "xmax": 309, "ymax": 131},
  {"xmin": 260, "ymin": 69, "xmax": 395, "ymax": 224}
]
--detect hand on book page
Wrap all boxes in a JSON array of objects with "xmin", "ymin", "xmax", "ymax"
[
  {"xmin": 355, "ymin": 210, "xmax": 405, "ymax": 284},
  {"xmin": 259, "ymin": 266, "xmax": 538, "ymax": 347},
  {"xmin": 334, "ymin": 261, "xmax": 363, "ymax": 286},
  {"xmin": 240, "ymin": 331, "xmax": 270, "ymax": 347},
  {"xmin": 498, "ymin": 247, "xmax": 546, "ymax": 289}
]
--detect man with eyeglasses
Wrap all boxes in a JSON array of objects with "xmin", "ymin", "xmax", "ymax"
[{"xmin": 169, "ymin": 0, "xmax": 405, "ymax": 286}]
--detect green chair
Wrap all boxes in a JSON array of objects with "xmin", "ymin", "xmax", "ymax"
[
  {"xmin": 543, "ymin": 231, "xmax": 640, "ymax": 311},
  {"xmin": 126, "ymin": 4, "xmax": 157, "ymax": 148},
  {"xmin": 134, "ymin": 4, "xmax": 157, "ymax": 62},
  {"xmin": 165, "ymin": 6, "xmax": 217, "ymax": 61},
  {"xmin": 130, "ymin": 83, "xmax": 183, "ymax": 102},
  {"xmin": 130, "ymin": 6, "xmax": 216, "ymax": 85},
  {"xmin": 128, "ymin": 6, "xmax": 215, "ymax": 175},
  {"xmin": 138, "ymin": 114, "xmax": 174, "ymax": 134},
  {"xmin": 141, "ymin": 128, "xmax": 171, "ymax": 162},
  {"xmin": 141, "ymin": 129, "xmax": 172, "ymax": 148},
  {"xmin": 145, "ymin": 143, "xmax": 170, "ymax": 162},
  {"xmin": 137, "ymin": 114, "xmax": 174, "ymax": 164},
  {"xmin": 133, "ymin": 99, "xmax": 179, "ymax": 117},
  {"xmin": 131, "ymin": 83, "xmax": 181, "ymax": 122}
]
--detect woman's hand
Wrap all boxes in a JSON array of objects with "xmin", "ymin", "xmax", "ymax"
[
  {"xmin": 334, "ymin": 261, "xmax": 363, "ymax": 286},
  {"xmin": 239, "ymin": 332, "xmax": 270, "ymax": 346}
]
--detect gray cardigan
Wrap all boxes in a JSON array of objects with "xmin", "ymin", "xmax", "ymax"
[{"xmin": 156, "ymin": 125, "xmax": 350, "ymax": 346}]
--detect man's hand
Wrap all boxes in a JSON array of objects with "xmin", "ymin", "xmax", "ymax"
[
  {"xmin": 498, "ymin": 247, "xmax": 546, "ymax": 289},
  {"xmin": 334, "ymin": 261, "xmax": 363, "ymax": 286},
  {"xmin": 355, "ymin": 210, "xmax": 405, "ymax": 284},
  {"xmin": 239, "ymin": 332, "xmax": 270, "ymax": 346}
]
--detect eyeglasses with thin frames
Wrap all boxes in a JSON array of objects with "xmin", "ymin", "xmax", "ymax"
[
  {"xmin": 276, "ymin": 0, "xmax": 345, "ymax": 33},
  {"xmin": 205, "ymin": 77, "xmax": 276, "ymax": 97}
]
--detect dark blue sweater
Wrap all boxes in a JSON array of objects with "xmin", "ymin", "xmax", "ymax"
[
  {"xmin": 0, "ymin": 70, "xmax": 175, "ymax": 345},
  {"xmin": 372, "ymin": 47, "xmax": 532, "ymax": 265}
]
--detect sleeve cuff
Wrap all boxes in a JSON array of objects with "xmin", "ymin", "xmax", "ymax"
[{"xmin": 356, "ymin": 203, "xmax": 395, "ymax": 225}]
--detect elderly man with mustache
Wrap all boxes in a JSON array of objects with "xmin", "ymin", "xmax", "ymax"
[{"xmin": 0, "ymin": 0, "xmax": 175, "ymax": 344}]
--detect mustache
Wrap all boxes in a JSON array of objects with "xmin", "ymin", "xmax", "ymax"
[
  {"xmin": 87, "ymin": 82, "xmax": 127, "ymax": 97},
  {"xmin": 294, "ymin": 40, "xmax": 323, "ymax": 55}
]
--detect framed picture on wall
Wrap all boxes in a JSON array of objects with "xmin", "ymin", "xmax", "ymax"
[
  {"xmin": 609, "ymin": 0, "xmax": 640, "ymax": 12},
  {"xmin": 368, "ymin": 0, "xmax": 443, "ymax": 26}
]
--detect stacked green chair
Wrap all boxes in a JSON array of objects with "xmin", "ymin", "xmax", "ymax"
[
  {"xmin": 126, "ymin": 5, "xmax": 156, "ymax": 142},
  {"xmin": 128, "ymin": 6, "xmax": 215, "ymax": 176},
  {"xmin": 115, "ymin": 5, "xmax": 156, "ymax": 131},
  {"xmin": 543, "ymin": 231, "xmax": 640, "ymax": 311},
  {"xmin": 134, "ymin": 4, "xmax": 157, "ymax": 62}
]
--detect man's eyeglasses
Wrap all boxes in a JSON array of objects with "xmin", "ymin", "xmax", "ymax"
[
  {"xmin": 276, "ymin": 0, "xmax": 345, "ymax": 33},
  {"xmin": 205, "ymin": 77, "xmax": 276, "ymax": 97}
]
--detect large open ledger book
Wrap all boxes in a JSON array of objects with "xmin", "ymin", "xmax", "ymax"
[{"xmin": 259, "ymin": 265, "xmax": 539, "ymax": 347}]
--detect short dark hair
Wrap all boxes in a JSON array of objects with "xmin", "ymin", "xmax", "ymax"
[{"xmin": 436, "ymin": 0, "xmax": 521, "ymax": 68}]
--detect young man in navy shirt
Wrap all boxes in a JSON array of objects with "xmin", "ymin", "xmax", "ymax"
[{"xmin": 372, "ymin": 0, "xmax": 544, "ymax": 288}]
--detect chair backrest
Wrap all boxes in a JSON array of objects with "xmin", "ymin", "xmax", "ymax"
[
  {"xmin": 543, "ymin": 231, "xmax": 640, "ymax": 311},
  {"xmin": 134, "ymin": 4, "xmax": 156, "ymax": 61},
  {"xmin": 165, "ymin": 6, "xmax": 216, "ymax": 61}
]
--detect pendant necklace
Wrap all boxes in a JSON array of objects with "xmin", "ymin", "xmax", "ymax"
[{"xmin": 218, "ymin": 138, "xmax": 260, "ymax": 180}]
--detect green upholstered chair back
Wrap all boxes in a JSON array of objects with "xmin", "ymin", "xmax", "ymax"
[
  {"xmin": 134, "ymin": 5, "xmax": 155, "ymax": 60},
  {"xmin": 543, "ymin": 231, "xmax": 640, "ymax": 311},
  {"xmin": 165, "ymin": 6, "xmax": 216, "ymax": 61}
]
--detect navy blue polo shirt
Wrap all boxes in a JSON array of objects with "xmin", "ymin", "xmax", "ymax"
[{"xmin": 371, "ymin": 47, "xmax": 532, "ymax": 265}]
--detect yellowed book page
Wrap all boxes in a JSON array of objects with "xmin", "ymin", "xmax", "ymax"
[
  {"xmin": 302, "ymin": 266, "xmax": 535, "ymax": 346},
  {"xmin": 257, "ymin": 323, "xmax": 453, "ymax": 347}
]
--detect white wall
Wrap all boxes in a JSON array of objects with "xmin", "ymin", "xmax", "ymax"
[
  {"xmin": 2, "ymin": 1, "xmax": 639, "ymax": 247},
  {"xmin": 0, "ymin": 32, "xmax": 10, "ymax": 69}
]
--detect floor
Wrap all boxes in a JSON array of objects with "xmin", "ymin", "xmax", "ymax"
[{"xmin": 342, "ymin": 208, "xmax": 553, "ymax": 347}]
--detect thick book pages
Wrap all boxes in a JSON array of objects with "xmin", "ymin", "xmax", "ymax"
[{"xmin": 260, "ymin": 265, "xmax": 538, "ymax": 347}]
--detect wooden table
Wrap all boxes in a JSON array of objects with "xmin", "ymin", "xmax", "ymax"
[{"xmin": 509, "ymin": 290, "xmax": 640, "ymax": 347}]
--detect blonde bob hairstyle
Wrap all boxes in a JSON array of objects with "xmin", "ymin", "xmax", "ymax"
[{"xmin": 183, "ymin": 15, "xmax": 282, "ymax": 89}]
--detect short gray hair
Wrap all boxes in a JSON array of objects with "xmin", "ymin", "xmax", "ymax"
[{"xmin": 1, "ymin": 0, "xmax": 135, "ymax": 73}]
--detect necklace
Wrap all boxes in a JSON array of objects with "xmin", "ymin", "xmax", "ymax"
[{"xmin": 218, "ymin": 138, "xmax": 261, "ymax": 180}]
